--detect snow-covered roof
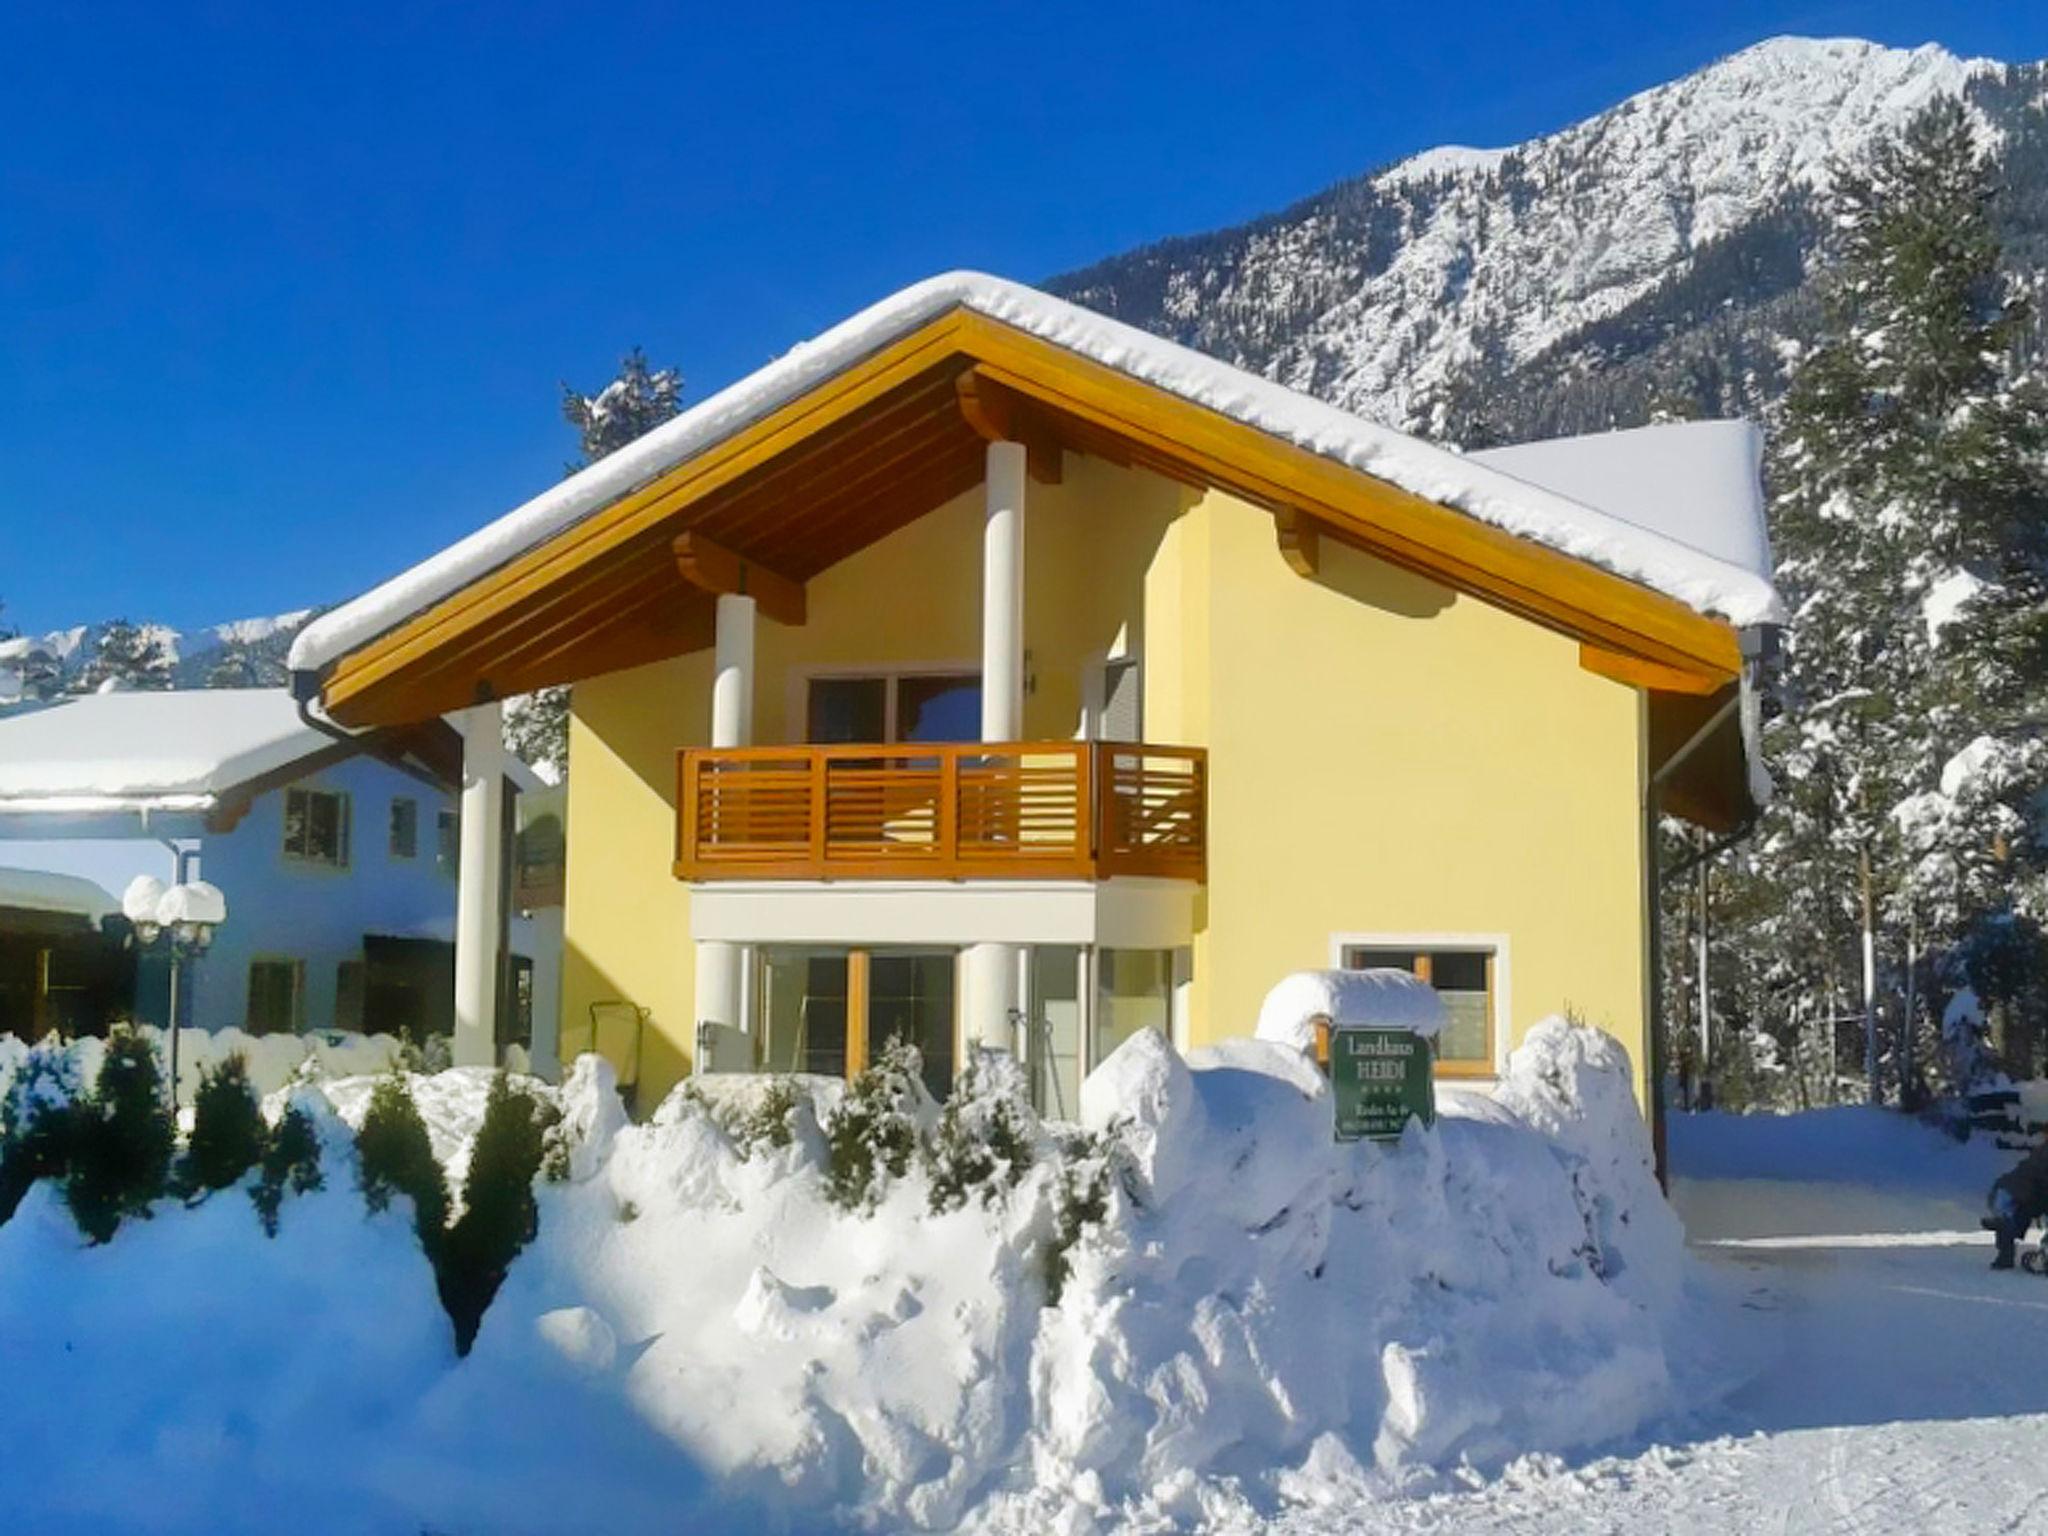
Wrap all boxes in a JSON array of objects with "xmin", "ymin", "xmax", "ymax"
[
  {"xmin": 290, "ymin": 272, "xmax": 1784, "ymax": 676},
  {"xmin": 0, "ymin": 866, "xmax": 118, "ymax": 922},
  {"xmin": 1470, "ymin": 420, "xmax": 1772, "ymax": 588},
  {"xmin": 0, "ymin": 690, "xmax": 327, "ymax": 813}
]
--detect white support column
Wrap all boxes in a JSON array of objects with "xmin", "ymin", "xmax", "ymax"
[
  {"xmin": 453, "ymin": 702, "xmax": 507, "ymax": 1069},
  {"xmin": 695, "ymin": 593, "xmax": 756, "ymax": 1045},
  {"xmin": 965, "ymin": 439, "xmax": 1030, "ymax": 1053},
  {"xmin": 981, "ymin": 439, "xmax": 1027, "ymax": 742}
]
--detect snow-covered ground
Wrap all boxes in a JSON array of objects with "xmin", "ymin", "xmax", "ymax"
[
  {"xmin": 1262, "ymin": 1108, "xmax": 2048, "ymax": 1534},
  {"xmin": 5, "ymin": 1029, "xmax": 2045, "ymax": 1534}
]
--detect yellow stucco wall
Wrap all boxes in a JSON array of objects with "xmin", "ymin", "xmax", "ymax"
[{"xmin": 562, "ymin": 454, "xmax": 1651, "ymax": 1108}]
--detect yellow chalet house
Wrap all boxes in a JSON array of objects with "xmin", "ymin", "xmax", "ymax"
[{"xmin": 288, "ymin": 273, "xmax": 1781, "ymax": 1147}]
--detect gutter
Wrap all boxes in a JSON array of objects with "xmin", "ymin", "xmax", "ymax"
[
  {"xmin": 1642, "ymin": 623, "xmax": 1778, "ymax": 1188},
  {"xmin": 291, "ymin": 667, "xmax": 452, "ymax": 795}
]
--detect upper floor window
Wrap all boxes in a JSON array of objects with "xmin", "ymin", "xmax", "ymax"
[
  {"xmin": 806, "ymin": 670, "xmax": 981, "ymax": 745},
  {"xmin": 283, "ymin": 787, "xmax": 351, "ymax": 868},
  {"xmin": 1341, "ymin": 944, "xmax": 1495, "ymax": 1075},
  {"xmin": 389, "ymin": 797, "xmax": 419, "ymax": 860}
]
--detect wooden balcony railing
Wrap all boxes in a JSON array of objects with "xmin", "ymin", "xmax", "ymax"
[{"xmin": 675, "ymin": 741, "xmax": 1206, "ymax": 883}]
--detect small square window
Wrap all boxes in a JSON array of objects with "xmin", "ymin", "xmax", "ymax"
[{"xmin": 1341, "ymin": 944, "xmax": 1496, "ymax": 1073}]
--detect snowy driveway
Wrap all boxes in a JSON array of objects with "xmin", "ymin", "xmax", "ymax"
[{"xmin": 1269, "ymin": 1110, "xmax": 2048, "ymax": 1535}]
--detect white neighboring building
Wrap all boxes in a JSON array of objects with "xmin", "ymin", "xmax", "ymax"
[{"xmin": 0, "ymin": 689, "xmax": 560, "ymax": 1071}]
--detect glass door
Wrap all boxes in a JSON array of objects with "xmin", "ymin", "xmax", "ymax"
[
  {"xmin": 867, "ymin": 949, "xmax": 957, "ymax": 1099},
  {"xmin": 1027, "ymin": 946, "xmax": 1085, "ymax": 1120},
  {"xmin": 758, "ymin": 947, "xmax": 852, "ymax": 1078}
]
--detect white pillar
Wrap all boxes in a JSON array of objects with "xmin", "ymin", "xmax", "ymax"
[
  {"xmin": 981, "ymin": 439, "xmax": 1026, "ymax": 742},
  {"xmin": 965, "ymin": 439, "xmax": 1029, "ymax": 1052},
  {"xmin": 454, "ymin": 702, "xmax": 507, "ymax": 1069},
  {"xmin": 712, "ymin": 592, "xmax": 756, "ymax": 749},
  {"xmin": 695, "ymin": 593, "xmax": 756, "ymax": 1044}
]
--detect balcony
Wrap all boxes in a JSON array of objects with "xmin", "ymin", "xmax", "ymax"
[{"xmin": 675, "ymin": 741, "xmax": 1207, "ymax": 883}]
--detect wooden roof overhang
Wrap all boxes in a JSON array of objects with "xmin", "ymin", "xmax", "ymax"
[{"xmin": 312, "ymin": 307, "xmax": 1751, "ymax": 818}]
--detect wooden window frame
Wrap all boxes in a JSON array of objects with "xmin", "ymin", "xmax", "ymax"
[{"xmin": 1330, "ymin": 932, "xmax": 1510, "ymax": 1078}]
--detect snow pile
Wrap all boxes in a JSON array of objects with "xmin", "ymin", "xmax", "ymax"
[
  {"xmin": 0, "ymin": 1018, "xmax": 1692, "ymax": 1532},
  {"xmin": 488, "ymin": 1016, "xmax": 1690, "ymax": 1528},
  {"xmin": 1255, "ymin": 967, "xmax": 1446, "ymax": 1053}
]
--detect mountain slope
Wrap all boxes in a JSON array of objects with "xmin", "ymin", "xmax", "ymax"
[{"xmin": 1052, "ymin": 36, "xmax": 2044, "ymax": 443}]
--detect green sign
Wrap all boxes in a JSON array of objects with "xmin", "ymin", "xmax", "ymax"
[{"xmin": 1330, "ymin": 1027, "xmax": 1436, "ymax": 1142}]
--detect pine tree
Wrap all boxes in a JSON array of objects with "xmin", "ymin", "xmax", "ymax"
[
  {"xmin": 499, "ymin": 347, "xmax": 687, "ymax": 780},
  {"xmin": 561, "ymin": 346, "xmax": 683, "ymax": 469},
  {"xmin": 204, "ymin": 636, "xmax": 285, "ymax": 688},
  {"xmin": 74, "ymin": 619, "xmax": 174, "ymax": 693},
  {"xmin": 1734, "ymin": 99, "xmax": 2048, "ymax": 1104}
]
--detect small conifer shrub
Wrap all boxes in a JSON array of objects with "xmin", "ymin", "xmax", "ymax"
[
  {"xmin": 438, "ymin": 1073, "xmax": 560, "ymax": 1355},
  {"xmin": 178, "ymin": 1054, "xmax": 266, "ymax": 1198},
  {"xmin": 0, "ymin": 1041, "xmax": 84, "ymax": 1226},
  {"xmin": 251, "ymin": 1105, "xmax": 325, "ymax": 1237},
  {"xmin": 734, "ymin": 1076, "xmax": 801, "ymax": 1158},
  {"xmin": 1042, "ymin": 1128, "xmax": 1117, "ymax": 1307},
  {"xmin": 925, "ymin": 1049, "xmax": 1037, "ymax": 1214},
  {"xmin": 354, "ymin": 1070, "xmax": 448, "ymax": 1250},
  {"xmin": 65, "ymin": 1027, "xmax": 175, "ymax": 1244},
  {"xmin": 823, "ymin": 1037, "xmax": 929, "ymax": 1212}
]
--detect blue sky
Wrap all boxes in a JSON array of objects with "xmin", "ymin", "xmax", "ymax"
[{"xmin": 2, "ymin": 3, "xmax": 2043, "ymax": 636}]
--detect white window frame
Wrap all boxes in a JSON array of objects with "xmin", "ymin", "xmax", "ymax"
[
  {"xmin": 787, "ymin": 661, "xmax": 982, "ymax": 745},
  {"xmin": 1328, "ymin": 931, "xmax": 1512, "ymax": 1079}
]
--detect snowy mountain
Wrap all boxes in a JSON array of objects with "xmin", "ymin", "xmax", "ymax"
[
  {"xmin": 1052, "ymin": 37, "xmax": 2048, "ymax": 442},
  {"xmin": 0, "ymin": 610, "xmax": 316, "ymax": 696}
]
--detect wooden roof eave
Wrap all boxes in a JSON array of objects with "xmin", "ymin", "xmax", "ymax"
[{"xmin": 315, "ymin": 305, "xmax": 1746, "ymax": 727}]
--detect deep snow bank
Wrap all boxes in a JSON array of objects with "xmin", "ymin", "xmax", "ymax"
[
  {"xmin": 488, "ymin": 1016, "xmax": 1690, "ymax": 1529},
  {"xmin": 0, "ymin": 1016, "xmax": 1690, "ymax": 1533}
]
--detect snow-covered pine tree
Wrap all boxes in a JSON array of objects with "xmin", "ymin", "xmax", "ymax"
[
  {"xmin": 498, "ymin": 347, "xmax": 687, "ymax": 781},
  {"xmin": 74, "ymin": 619, "xmax": 174, "ymax": 693},
  {"xmin": 1743, "ymin": 98, "xmax": 2048, "ymax": 1104},
  {"xmin": 562, "ymin": 346, "xmax": 683, "ymax": 467},
  {"xmin": 204, "ymin": 635, "xmax": 286, "ymax": 688}
]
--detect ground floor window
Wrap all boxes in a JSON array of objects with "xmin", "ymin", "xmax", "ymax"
[
  {"xmin": 746, "ymin": 943, "xmax": 1168, "ymax": 1109},
  {"xmin": 1340, "ymin": 944, "xmax": 1496, "ymax": 1075},
  {"xmin": 247, "ymin": 957, "xmax": 304, "ymax": 1035}
]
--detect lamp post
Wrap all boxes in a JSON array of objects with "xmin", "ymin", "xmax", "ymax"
[{"xmin": 122, "ymin": 875, "xmax": 226, "ymax": 1111}]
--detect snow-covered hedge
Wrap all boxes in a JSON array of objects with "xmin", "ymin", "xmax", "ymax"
[
  {"xmin": 0, "ymin": 1024, "xmax": 410, "ymax": 1110},
  {"xmin": 0, "ymin": 1015, "xmax": 1693, "ymax": 1533}
]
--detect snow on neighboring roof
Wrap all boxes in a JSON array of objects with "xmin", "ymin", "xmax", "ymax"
[
  {"xmin": 290, "ymin": 272, "xmax": 1785, "ymax": 676},
  {"xmin": 1470, "ymin": 420, "xmax": 1773, "ymax": 585},
  {"xmin": 0, "ymin": 866, "xmax": 117, "ymax": 922},
  {"xmin": 0, "ymin": 690, "xmax": 326, "ymax": 812}
]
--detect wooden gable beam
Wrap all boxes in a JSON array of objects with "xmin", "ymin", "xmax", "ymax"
[
  {"xmin": 1578, "ymin": 643, "xmax": 1725, "ymax": 695},
  {"xmin": 1274, "ymin": 506, "xmax": 1322, "ymax": 578},
  {"xmin": 672, "ymin": 532, "xmax": 807, "ymax": 625},
  {"xmin": 955, "ymin": 369, "xmax": 1063, "ymax": 484}
]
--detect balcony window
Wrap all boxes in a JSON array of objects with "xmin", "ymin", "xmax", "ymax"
[{"xmin": 806, "ymin": 670, "xmax": 981, "ymax": 745}]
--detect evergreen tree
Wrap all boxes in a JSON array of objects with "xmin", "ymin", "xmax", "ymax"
[
  {"xmin": 1730, "ymin": 99, "xmax": 2048, "ymax": 1104},
  {"xmin": 74, "ymin": 619, "xmax": 174, "ymax": 693},
  {"xmin": 204, "ymin": 636, "xmax": 285, "ymax": 688},
  {"xmin": 498, "ymin": 346, "xmax": 687, "ymax": 780},
  {"xmin": 561, "ymin": 346, "xmax": 684, "ymax": 468},
  {"xmin": 64, "ymin": 1028, "xmax": 175, "ymax": 1243}
]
